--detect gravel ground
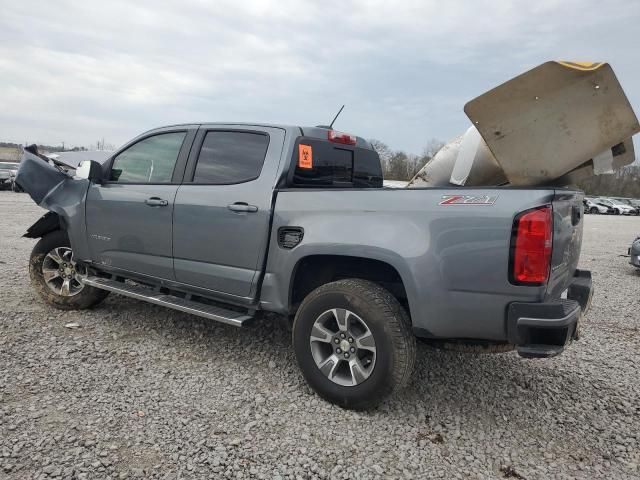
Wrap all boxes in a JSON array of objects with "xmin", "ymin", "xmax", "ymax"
[{"xmin": 0, "ymin": 190, "xmax": 638, "ymax": 480}]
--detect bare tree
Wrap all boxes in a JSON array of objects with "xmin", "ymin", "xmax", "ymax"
[
  {"xmin": 370, "ymin": 137, "xmax": 445, "ymax": 181},
  {"xmin": 578, "ymin": 164, "xmax": 640, "ymax": 198},
  {"xmin": 89, "ymin": 138, "xmax": 116, "ymax": 151},
  {"xmin": 369, "ymin": 139, "xmax": 393, "ymax": 172}
]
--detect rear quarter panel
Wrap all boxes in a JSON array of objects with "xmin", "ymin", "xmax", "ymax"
[{"xmin": 262, "ymin": 188, "xmax": 562, "ymax": 341}]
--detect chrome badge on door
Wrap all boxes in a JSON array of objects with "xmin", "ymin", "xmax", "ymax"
[{"xmin": 439, "ymin": 195, "xmax": 499, "ymax": 206}]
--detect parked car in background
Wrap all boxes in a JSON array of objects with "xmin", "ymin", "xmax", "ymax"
[
  {"xmin": 0, "ymin": 161, "xmax": 19, "ymax": 191},
  {"xmin": 629, "ymin": 236, "xmax": 640, "ymax": 268},
  {"xmin": 594, "ymin": 198, "xmax": 637, "ymax": 215},
  {"xmin": 613, "ymin": 198, "xmax": 640, "ymax": 216},
  {"xmin": 583, "ymin": 198, "xmax": 611, "ymax": 214}
]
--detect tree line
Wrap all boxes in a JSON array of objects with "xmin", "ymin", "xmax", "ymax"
[
  {"xmin": 370, "ymin": 138, "xmax": 639, "ymax": 198},
  {"xmin": 3, "ymin": 136, "xmax": 638, "ymax": 197},
  {"xmin": 577, "ymin": 165, "xmax": 640, "ymax": 198},
  {"xmin": 370, "ymin": 138, "xmax": 445, "ymax": 181},
  {"xmin": 0, "ymin": 140, "xmax": 115, "ymax": 153}
]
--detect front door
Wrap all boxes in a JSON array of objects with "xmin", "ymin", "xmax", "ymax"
[
  {"xmin": 172, "ymin": 126, "xmax": 285, "ymax": 300},
  {"xmin": 86, "ymin": 129, "xmax": 194, "ymax": 280}
]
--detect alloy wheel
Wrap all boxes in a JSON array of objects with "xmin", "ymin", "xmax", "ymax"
[
  {"xmin": 309, "ymin": 308, "xmax": 377, "ymax": 387},
  {"xmin": 42, "ymin": 247, "xmax": 86, "ymax": 297}
]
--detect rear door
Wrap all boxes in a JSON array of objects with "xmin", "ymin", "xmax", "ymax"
[
  {"xmin": 85, "ymin": 127, "xmax": 196, "ymax": 280},
  {"xmin": 172, "ymin": 125, "xmax": 286, "ymax": 300}
]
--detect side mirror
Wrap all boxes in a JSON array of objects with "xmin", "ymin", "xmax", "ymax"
[{"xmin": 76, "ymin": 160, "xmax": 103, "ymax": 183}]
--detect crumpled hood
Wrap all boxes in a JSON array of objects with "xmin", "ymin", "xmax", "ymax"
[
  {"xmin": 15, "ymin": 149, "xmax": 72, "ymax": 206},
  {"xmin": 45, "ymin": 150, "xmax": 112, "ymax": 169}
]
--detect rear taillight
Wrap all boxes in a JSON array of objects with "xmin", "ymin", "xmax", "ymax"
[
  {"xmin": 327, "ymin": 130, "xmax": 356, "ymax": 145},
  {"xmin": 510, "ymin": 205, "xmax": 553, "ymax": 285}
]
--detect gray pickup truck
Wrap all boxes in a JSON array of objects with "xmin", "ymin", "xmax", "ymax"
[{"xmin": 16, "ymin": 123, "xmax": 592, "ymax": 409}]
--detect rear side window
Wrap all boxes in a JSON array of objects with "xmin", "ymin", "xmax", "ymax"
[
  {"xmin": 192, "ymin": 131, "xmax": 269, "ymax": 184},
  {"xmin": 291, "ymin": 137, "xmax": 382, "ymax": 188},
  {"xmin": 110, "ymin": 132, "xmax": 186, "ymax": 183}
]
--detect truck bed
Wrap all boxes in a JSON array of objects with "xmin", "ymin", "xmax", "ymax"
[{"xmin": 261, "ymin": 187, "xmax": 584, "ymax": 341}]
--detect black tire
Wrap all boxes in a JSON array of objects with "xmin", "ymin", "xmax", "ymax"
[
  {"xmin": 29, "ymin": 230, "xmax": 109, "ymax": 310},
  {"xmin": 292, "ymin": 279, "xmax": 416, "ymax": 409},
  {"xmin": 589, "ymin": 207, "xmax": 598, "ymax": 214},
  {"xmin": 614, "ymin": 209, "xmax": 620, "ymax": 215}
]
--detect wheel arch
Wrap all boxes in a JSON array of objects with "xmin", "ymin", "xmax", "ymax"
[{"xmin": 288, "ymin": 254, "xmax": 413, "ymax": 320}]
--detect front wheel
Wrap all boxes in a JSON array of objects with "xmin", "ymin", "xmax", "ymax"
[
  {"xmin": 292, "ymin": 279, "xmax": 416, "ymax": 409},
  {"xmin": 30, "ymin": 230, "xmax": 109, "ymax": 310},
  {"xmin": 589, "ymin": 207, "xmax": 599, "ymax": 214}
]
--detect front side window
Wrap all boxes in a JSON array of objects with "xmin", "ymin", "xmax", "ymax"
[
  {"xmin": 110, "ymin": 132, "xmax": 186, "ymax": 183},
  {"xmin": 192, "ymin": 131, "xmax": 269, "ymax": 184}
]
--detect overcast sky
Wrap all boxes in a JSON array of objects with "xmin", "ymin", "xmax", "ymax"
[{"xmin": 1, "ymin": 0, "xmax": 639, "ymax": 154}]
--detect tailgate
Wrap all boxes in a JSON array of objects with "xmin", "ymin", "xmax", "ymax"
[{"xmin": 546, "ymin": 190, "xmax": 585, "ymax": 300}]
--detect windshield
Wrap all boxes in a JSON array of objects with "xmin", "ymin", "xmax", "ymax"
[{"xmin": 0, "ymin": 162, "xmax": 18, "ymax": 170}]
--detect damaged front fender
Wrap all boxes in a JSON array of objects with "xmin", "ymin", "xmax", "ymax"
[
  {"xmin": 16, "ymin": 147, "xmax": 93, "ymax": 260},
  {"xmin": 24, "ymin": 211, "xmax": 61, "ymax": 239}
]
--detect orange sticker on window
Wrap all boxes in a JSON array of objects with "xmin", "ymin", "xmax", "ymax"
[{"xmin": 298, "ymin": 144, "xmax": 313, "ymax": 169}]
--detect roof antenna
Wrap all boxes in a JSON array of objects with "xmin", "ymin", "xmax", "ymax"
[
  {"xmin": 329, "ymin": 105, "xmax": 345, "ymax": 129},
  {"xmin": 318, "ymin": 105, "xmax": 345, "ymax": 129}
]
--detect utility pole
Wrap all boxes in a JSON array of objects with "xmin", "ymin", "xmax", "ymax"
[{"xmin": 61, "ymin": 141, "xmax": 65, "ymax": 151}]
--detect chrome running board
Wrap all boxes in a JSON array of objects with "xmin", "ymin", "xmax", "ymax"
[{"xmin": 83, "ymin": 276, "xmax": 253, "ymax": 327}]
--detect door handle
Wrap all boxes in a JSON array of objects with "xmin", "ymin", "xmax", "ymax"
[
  {"xmin": 227, "ymin": 202, "xmax": 258, "ymax": 213},
  {"xmin": 145, "ymin": 197, "xmax": 169, "ymax": 207},
  {"xmin": 571, "ymin": 205, "xmax": 581, "ymax": 226}
]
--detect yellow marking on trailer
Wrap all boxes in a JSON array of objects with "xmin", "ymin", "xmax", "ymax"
[{"xmin": 556, "ymin": 61, "xmax": 604, "ymax": 71}]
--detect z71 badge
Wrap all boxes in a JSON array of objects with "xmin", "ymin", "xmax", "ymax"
[{"xmin": 439, "ymin": 194, "xmax": 498, "ymax": 206}]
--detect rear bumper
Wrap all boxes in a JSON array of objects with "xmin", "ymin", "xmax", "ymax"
[{"xmin": 507, "ymin": 269, "xmax": 593, "ymax": 358}]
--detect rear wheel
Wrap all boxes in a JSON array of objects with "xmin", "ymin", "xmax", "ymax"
[
  {"xmin": 292, "ymin": 279, "xmax": 415, "ymax": 409},
  {"xmin": 30, "ymin": 230, "xmax": 109, "ymax": 310}
]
